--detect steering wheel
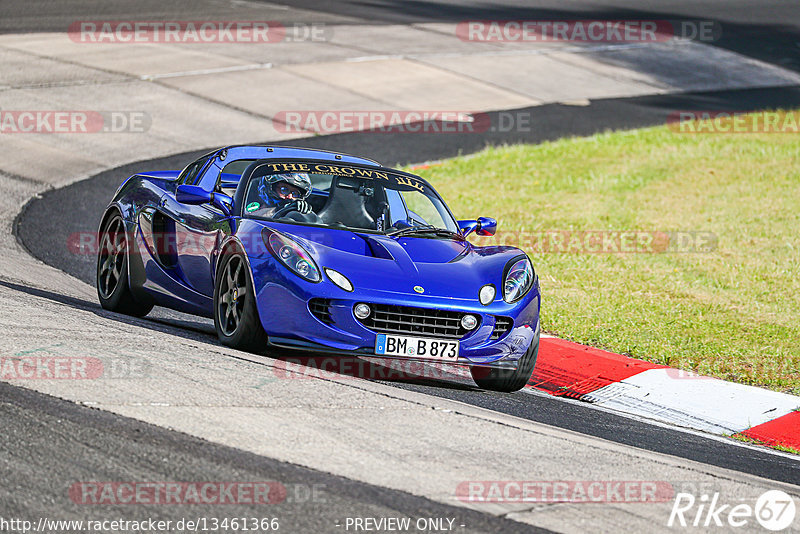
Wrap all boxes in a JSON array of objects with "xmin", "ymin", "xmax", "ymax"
[{"xmin": 271, "ymin": 202, "xmax": 298, "ymax": 219}]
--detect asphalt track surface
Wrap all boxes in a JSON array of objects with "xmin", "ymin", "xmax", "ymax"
[
  {"xmin": 0, "ymin": 380, "xmax": 549, "ymax": 534},
  {"xmin": 280, "ymin": 0, "xmax": 800, "ymax": 72},
  {"xmin": 17, "ymin": 86, "xmax": 800, "ymax": 488},
  {"xmin": 7, "ymin": 0, "xmax": 800, "ymax": 528},
  {"xmin": 2, "ymin": 0, "xmax": 799, "ymax": 73}
]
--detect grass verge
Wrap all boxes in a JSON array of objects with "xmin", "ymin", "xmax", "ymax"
[
  {"xmin": 411, "ymin": 113, "xmax": 800, "ymax": 395},
  {"xmin": 731, "ymin": 433, "xmax": 800, "ymax": 455}
]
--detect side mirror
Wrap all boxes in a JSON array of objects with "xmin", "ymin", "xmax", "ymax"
[
  {"xmin": 176, "ymin": 184, "xmax": 212, "ymax": 204},
  {"xmin": 476, "ymin": 217, "xmax": 497, "ymax": 236},
  {"xmin": 176, "ymin": 184, "xmax": 232, "ymax": 216},
  {"xmin": 458, "ymin": 217, "xmax": 497, "ymax": 237}
]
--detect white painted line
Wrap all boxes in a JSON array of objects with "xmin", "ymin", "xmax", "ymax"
[
  {"xmin": 230, "ymin": 0, "xmax": 289, "ymax": 9},
  {"xmin": 408, "ymin": 42, "xmax": 651, "ymax": 60},
  {"xmin": 521, "ymin": 386, "xmax": 800, "ymax": 461},
  {"xmin": 140, "ymin": 63, "xmax": 273, "ymax": 81},
  {"xmin": 584, "ymin": 368, "xmax": 800, "ymax": 435},
  {"xmin": 342, "ymin": 43, "xmax": 651, "ymax": 64},
  {"xmin": 558, "ymin": 99, "xmax": 592, "ymax": 107},
  {"xmin": 345, "ymin": 55, "xmax": 405, "ymax": 62}
]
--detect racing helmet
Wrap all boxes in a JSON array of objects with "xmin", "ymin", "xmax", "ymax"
[{"xmin": 257, "ymin": 172, "xmax": 312, "ymax": 204}]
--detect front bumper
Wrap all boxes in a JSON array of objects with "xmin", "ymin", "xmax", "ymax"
[{"xmin": 253, "ymin": 275, "xmax": 540, "ymax": 368}]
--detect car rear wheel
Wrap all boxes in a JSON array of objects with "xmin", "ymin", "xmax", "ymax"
[
  {"xmin": 96, "ymin": 213, "xmax": 153, "ymax": 317},
  {"xmin": 214, "ymin": 251, "xmax": 268, "ymax": 352},
  {"xmin": 471, "ymin": 327, "xmax": 540, "ymax": 393}
]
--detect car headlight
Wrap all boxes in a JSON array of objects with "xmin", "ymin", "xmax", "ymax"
[
  {"xmin": 263, "ymin": 230, "xmax": 321, "ymax": 282},
  {"xmin": 479, "ymin": 284, "xmax": 496, "ymax": 305},
  {"xmin": 324, "ymin": 268, "xmax": 353, "ymax": 292},
  {"xmin": 503, "ymin": 257, "xmax": 534, "ymax": 303}
]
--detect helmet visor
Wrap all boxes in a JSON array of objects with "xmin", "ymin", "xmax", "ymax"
[{"xmin": 273, "ymin": 181, "xmax": 306, "ymax": 200}]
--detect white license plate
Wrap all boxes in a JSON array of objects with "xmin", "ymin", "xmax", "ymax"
[{"xmin": 375, "ymin": 333, "xmax": 459, "ymax": 361}]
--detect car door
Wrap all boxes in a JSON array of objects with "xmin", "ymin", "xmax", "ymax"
[
  {"xmin": 138, "ymin": 153, "xmax": 214, "ymax": 279},
  {"xmin": 161, "ymin": 161, "xmax": 232, "ymax": 298}
]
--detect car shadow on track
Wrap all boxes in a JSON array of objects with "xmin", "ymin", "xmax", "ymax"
[
  {"xmin": 1, "ymin": 278, "xmax": 480, "ymax": 392},
  {"xmin": 1, "ymin": 278, "xmax": 224, "ymax": 345}
]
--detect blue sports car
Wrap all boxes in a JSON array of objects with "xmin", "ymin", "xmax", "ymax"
[{"xmin": 97, "ymin": 145, "xmax": 540, "ymax": 392}]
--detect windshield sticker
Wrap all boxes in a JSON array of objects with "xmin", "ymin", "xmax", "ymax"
[
  {"xmin": 245, "ymin": 201, "xmax": 261, "ymax": 212},
  {"xmin": 394, "ymin": 175, "xmax": 424, "ymax": 192},
  {"xmin": 260, "ymin": 162, "xmax": 426, "ymax": 192},
  {"xmin": 261, "ymin": 162, "xmax": 389, "ymax": 179}
]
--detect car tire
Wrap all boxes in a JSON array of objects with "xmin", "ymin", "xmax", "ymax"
[
  {"xmin": 214, "ymin": 250, "xmax": 268, "ymax": 352},
  {"xmin": 470, "ymin": 326, "xmax": 540, "ymax": 393},
  {"xmin": 96, "ymin": 213, "xmax": 153, "ymax": 317}
]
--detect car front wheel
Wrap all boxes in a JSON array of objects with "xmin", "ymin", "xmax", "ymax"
[
  {"xmin": 471, "ymin": 326, "xmax": 540, "ymax": 393},
  {"xmin": 214, "ymin": 250, "xmax": 268, "ymax": 352}
]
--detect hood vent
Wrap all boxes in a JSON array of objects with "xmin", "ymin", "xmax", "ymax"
[{"xmin": 358, "ymin": 234, "xmax": 394, "ymax": 260}]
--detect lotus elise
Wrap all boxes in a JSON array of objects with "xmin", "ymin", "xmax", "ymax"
[{"xmin": 97, "ymin": 146, "xmax": 540, "ymax": 392}]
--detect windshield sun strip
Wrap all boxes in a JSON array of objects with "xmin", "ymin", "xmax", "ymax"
[{"xmin": 239, "ymin": 161, "xmax": 458, "ymax": 235}]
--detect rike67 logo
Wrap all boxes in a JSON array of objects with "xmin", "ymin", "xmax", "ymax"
[{"xmin": 668, "ymin": 490, "xmax": 796, "ymax": 531}]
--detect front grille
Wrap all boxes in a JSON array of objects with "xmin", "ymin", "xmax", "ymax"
[
  {"xmin": 491, "ymin": 316, "xmax": 514, "ymax": 340},
  {"xmin": 357, "ymin": 303, "xmax": 471, "ymax": 339},
  {"xmin": 309, "ymin": 298, "xmax": 333, "ymax": 324}
]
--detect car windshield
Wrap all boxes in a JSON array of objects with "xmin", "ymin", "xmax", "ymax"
[{"xmin": 240, "ymin": 162, "xmax": 459, "ymax": 235}]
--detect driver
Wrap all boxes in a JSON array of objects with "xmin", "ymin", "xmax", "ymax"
[{"xmin": 254, "ymin": 173, "xmax": 317, "ymax": 222}]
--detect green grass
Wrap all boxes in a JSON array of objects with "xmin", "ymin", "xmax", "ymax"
[
  {"xmin": 731, "ymin": 433, "xmax": 800, "ymax": 455},
  {"xmin": 409, "ymin": 114, "xmax": 800, "ymax": 395},
  {"xmin": 773, "ymin": 443, "xmax": 800, "ymax": 454}
]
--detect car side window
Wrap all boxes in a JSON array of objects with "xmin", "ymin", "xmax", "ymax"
[
  {"xmin": 178, "ymin": 156, "xmax": 210, "ymax": 185},
  {"xmin": 215, "ymin": 159, "xmax": 255, "ymax": 194},
  {"xmin": 395, "ymin": 189, "xmax": 456, "ymax": 231},
  {"xmin": 385, "ymin": 189, "xmax": 408, "ymax": 226},
  {"xmin": 310, "ymin": 174, "xmax": 333, "ymax": 192}
]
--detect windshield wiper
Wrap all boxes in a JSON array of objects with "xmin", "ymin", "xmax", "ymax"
[{"xmin": 387, "ymin": 225, "xmax": 462, "ymax": 239}]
